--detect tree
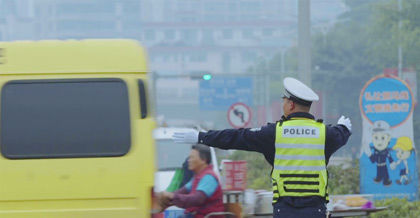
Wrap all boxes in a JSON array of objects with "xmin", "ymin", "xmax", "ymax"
[
  {"xmin": 310, "ymin": 0, "xmax": 387, "ymax": 155},
  {"xmin": 368, "ymin": 0, "xmax": 420, "ymax": 154},
  {"xmin": 246, "ymin": 1, "xmax": 389, "ymax": 156},
  {"xmin": 368, "ymin": 0, "xmax": 420, "ymax": 70}
]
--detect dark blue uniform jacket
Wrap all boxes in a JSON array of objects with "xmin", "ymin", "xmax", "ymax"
[{"xmin": 198, "ymin": 112, "xmax": 351, "ymax": 208}]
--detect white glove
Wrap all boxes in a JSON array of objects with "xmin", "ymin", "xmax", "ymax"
[
  {"xmin": 390, "ymin": 162, "xmax": 397, "ymax": 170},
  {"xmin": 362, "ymin": 145, "xmax": 372, "ymax": 157},
  {"xmin": 172, "ymin": 131, "xmax": 199, "ymax": 144},
  {"xmin": 337, "ymin": 115, "xmax": 352, "ymax": 131}
]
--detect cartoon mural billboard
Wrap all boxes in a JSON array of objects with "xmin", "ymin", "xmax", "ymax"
[{"xmin": 360, "ymin": 75, "xmax": 419, "ymax": 201}]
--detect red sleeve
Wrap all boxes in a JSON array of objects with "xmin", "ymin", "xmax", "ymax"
[
  {"xmin": 172, "ymin": 190, "xmax": 208, "ymax": 208},
  {"xmin": 173, "ymin": 187, "xmax": 189, "ymax": 195}
]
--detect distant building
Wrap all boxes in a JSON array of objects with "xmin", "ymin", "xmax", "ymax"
[
  {"xmin": 0, "ymin": 0, "xmax": 298, "ymax": 75},
  {"xmin": 138, "ymin": 0, "xmax": 297, "ymax": 75},
  {"xmin": 0, "ymin": 0, "xmax": 346, "ymax": 111},
  {"xmin": 144, "ymin": 21, "xmax": 295, "ymax": 75},
  {"xmin": 0, "ymin": 0, "xmax": 36, "ymax": 41},
  {"xmin": 0, "ymin": 0, "xmax": 347, "ymax": 75}
]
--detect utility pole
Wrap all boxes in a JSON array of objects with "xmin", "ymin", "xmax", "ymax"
[
  {"xmin": 298, "ymin": 0, "xmax": 311, "ymax": 86},
  {"xmin": 398, "ymin": 0, "xmax": 403, "ymax": 78}
]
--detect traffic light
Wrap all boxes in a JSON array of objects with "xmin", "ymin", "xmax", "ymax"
[
  {"xmin": 203, "ymin": 74, "xmax": 212, "ymax": 80},
  {"xmin": 190, "ymin": 71, "xmax": 212, "ymax": 80}
]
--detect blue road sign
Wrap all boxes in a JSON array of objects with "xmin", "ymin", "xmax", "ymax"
[{"xmin": 199, "ymin": 77, "xmax": 253, "ymax": 111}]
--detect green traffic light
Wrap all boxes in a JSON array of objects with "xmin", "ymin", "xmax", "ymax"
[{"xmin": 203, "ymin": 74, "xmax": 212, "ymax": 80}]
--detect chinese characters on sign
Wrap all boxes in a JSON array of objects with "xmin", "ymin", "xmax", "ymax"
[
  {"xmin": 223, "ymin": 161, "xmax": 247, "ymax": 191},
  {"xmin": 363, "ymin": 91, "xmax": 410, "ymax": 114},
  {"xmin": 199, "ymin": 77, "xmax": 253, "ymax": 111}
]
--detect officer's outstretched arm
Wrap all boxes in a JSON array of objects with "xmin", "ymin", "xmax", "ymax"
[{"xmin": 172, "ymin": 125, "xmax": 275, "ymax": 156}]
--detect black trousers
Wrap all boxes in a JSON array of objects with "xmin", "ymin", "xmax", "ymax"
[{"xmin": 273, "ymin": 201, "xmax": 330, "ymax": 218}]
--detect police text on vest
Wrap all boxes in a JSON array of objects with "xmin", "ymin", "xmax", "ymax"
[{"xmin": 283, "ymin": 126, "xmax": 320, "ymax": 138}]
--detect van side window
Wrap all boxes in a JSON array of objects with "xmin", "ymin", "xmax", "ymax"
[
  {"xmin": 138, "ymin": 79, "xmax": 148, "ymax": 118},
  {"xmin": 0, "ymin": 78, "xmax": 131, "ymax": 159}
]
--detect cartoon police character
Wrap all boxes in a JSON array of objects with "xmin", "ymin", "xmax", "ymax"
[
  {"xmin": 390, "ymin": 136, "xmax": 413, "ymax": 185},
  {"xmin": 363, "ymin": 120, "xmax": 394, "ymax": 186}
]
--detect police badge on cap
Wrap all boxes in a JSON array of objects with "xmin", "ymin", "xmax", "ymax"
[
  {"xmin": 283, "ymin": 77, "xmax": 319, "ymax": 106},
  {"xmin": 372, "ymin": 120, "xmax": 391, "ymax": 135}
]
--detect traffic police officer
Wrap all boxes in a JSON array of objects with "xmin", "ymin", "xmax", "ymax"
[{"xmin": 173, "ymin": 77, "xmax": 352, "ymax": 218}]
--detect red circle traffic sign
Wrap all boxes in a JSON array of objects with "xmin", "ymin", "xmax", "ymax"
[{"xmin": 227, "ymin": 102, "xmax": 252, "ymax": 128}]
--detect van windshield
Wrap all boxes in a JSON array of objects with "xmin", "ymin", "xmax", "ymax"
[{"xmin": 156, "ymin": 140, "xmax": 191, "ymax": 171}]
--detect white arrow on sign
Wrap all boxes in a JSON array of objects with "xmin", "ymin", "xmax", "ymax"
[{"xmin": 227, "ymin": 102, "xmax": 252, "ymax": 128}]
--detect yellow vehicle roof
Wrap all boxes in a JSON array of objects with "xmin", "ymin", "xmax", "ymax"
[{"xmin": 0, "ymin": 39, "xmax": 148, "ymax": 74}]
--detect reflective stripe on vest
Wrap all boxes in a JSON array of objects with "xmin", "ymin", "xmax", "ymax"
[{"xmin": 271, "ymin": 118, "xmax": 328, "ymax": 203}]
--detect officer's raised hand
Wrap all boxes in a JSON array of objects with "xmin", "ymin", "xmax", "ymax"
[
  {"xmin": 362, "ymin": 145, "xmax": 372, "ymax": 157},
  {"xmin": 337, "ymin": 115, "xmax": 352, "ymax": 131},
  {"xmin": 172, "ymin": 131, "xmax": 199, "ymax": 144}
]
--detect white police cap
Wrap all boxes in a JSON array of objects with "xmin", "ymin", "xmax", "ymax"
[
  {"xmin": 372, "ymin": 120, "xmax": 391, "ymax": 134},
  {"xmin": 283, "ymin": 77, "xmax": 319, "ymax": 106}
]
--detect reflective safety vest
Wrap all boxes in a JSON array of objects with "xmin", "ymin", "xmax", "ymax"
[{"xmin": 271, "ymin": 118, "xmax": 329, "ymax": 203}]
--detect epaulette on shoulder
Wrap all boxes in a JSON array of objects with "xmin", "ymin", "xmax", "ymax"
[
  {"xmin": 277, "ymin": 115, "xmax": 288, "ymax": 126},
  {"xmin": 316, "ymin": 119, "xmax": 324, "ymax": 123}
]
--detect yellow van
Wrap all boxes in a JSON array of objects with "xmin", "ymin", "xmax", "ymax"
[{"xmin": 0, "ymin": 39, "xmax": 156, "ymax": 218}]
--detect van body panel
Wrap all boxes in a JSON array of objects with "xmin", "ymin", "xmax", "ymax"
[
  {"xmin": 0, "ymin": 39, "xmax": 148, "ymax": 74},
  {"xmin": 0, "ymin": 40, "xmax": 155, "ymax": 218}
]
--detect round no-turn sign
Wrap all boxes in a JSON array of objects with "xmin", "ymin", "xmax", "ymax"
[{"xmin": 227, "ymin": 102, "xmax": 252, "ymax": 128}]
